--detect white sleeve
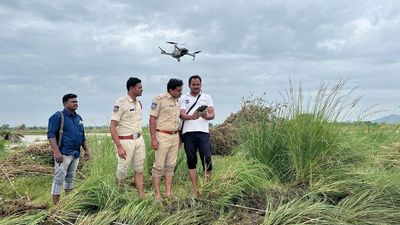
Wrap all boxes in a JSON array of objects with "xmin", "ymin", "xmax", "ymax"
[
  {"xmin": 207, "ymin": 94, "xmax": 214, "ymax": 107},
  {"xmin": 179, "ymin": 96, "xmax": 187, "ymax": 110}
]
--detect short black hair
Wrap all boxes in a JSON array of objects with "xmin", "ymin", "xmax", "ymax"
[
  {"xmin": 167, "ymin": 78, "xmax": 183, "ymax": 91},
  {"xmin": 126, "ymin": 77, "xmax": 141, "ymax": 91},
  {"xmin": 189, "ymin": 75, "xmax": 202, "ymax": 85},
  {"xmin": 62, "ymin": 93, "xmax": 77, "ymax": 104}
]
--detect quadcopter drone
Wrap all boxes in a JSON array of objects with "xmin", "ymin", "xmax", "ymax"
[{"xmin": 159, "ymin": 42, "xmax": 201, "ymax": 62}]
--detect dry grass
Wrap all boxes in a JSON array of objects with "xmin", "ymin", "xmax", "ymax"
[
  {"xmin": 0, "ymin": 143, "xmax": 54, "ymax": 179},
  {"xmin": 210, "ymin": 97, "xmax": 274, "ymax": 155},
  {"xmin": 0, "ymin": 196, "xmax": 47, "ymax": 217},
  {"xmin": 374, "ymin": 142, "xmax": 400, "ymax": 169}
]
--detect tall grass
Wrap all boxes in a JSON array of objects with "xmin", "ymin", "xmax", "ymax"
[
  {"xmin": 264, "ymin": 197, "xmax": 334, "ymax": 224},
  {"xmin": 240, "ymin": 81, "xmax": 360, "ymax": 184},
  {"xmin": 202, "ymin": 155, "xmax": 272, "ymax": 209},
  {"xmin": 117, "ymin": 197, "xmax": 161, "ymax": 224},
  {"xmin": 0, "ymin": 211, "xmax": 48, "ymax": 225},
  {"xmin": 333, "ymin": 189, "xmax": 400, "ymax": 224},
  {"xmin": 2, "ymin": 81, "xmax": 400, "ymax": 224}
]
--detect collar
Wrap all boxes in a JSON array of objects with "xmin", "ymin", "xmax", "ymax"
[
  {"xmin": 166, "ymin": 92, "xmax": 173, "ymax": 98},
  {"xmin": 126, "ymin": 94, "xmax": 134, "ymax": 103},
  {"xmin": 63, "ymin": 108, "xmax": 76, "ymax": 116},
  {"xmin": 188, "ymin": 91, "xmax": 202, "ymax": 98}
]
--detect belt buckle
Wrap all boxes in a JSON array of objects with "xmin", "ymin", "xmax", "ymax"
[{"xmin": 133, "ymin": 133, "xmax": 140, "ymax": 139}]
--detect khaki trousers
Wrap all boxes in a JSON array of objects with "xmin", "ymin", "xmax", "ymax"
[
  {"xmin": 152, "ymin": 132, "xmax": 179, "ymax": 177},
  {"xmin": 116, "ymin": 136, "xmax": 146, "ymax": 179}
]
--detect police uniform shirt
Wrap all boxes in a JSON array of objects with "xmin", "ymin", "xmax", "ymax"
[
  {"xmin": 150, "ymin": 92, "xmax": 180, "ymax": 131},
  {"xmin": 179, "ymin": 92, "xmax": 214, "ymax": 134},
  {"xmin": 111, "ymin": 95, "xmax": 142, "ymax": 136}
]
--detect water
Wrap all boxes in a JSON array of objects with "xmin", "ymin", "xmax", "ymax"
[
  {"xmin": 23, "ymin": 135, "xmax": 48, "ymax": 144},
  {"xmin": 5, "ymin": 133, "xmax": 110, "ymax": 149}
]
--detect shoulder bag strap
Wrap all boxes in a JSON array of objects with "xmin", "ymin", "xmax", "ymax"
[
  {"xmin": 180, "ymin": 94, "xmax": 201, "ymax": 132},
  {"xmin": 187, "ymin": 94, "xmax": 201, "ymax": 114},
  {"xmin": 58, "ymin": 111, "xmax": 64, "ymax": 148}
]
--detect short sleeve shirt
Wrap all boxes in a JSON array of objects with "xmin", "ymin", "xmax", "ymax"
[
  {"xmin": 150, "ymin": 92, "xmax": 180, "ymax": 131},
  {"xmin": 110, "ymin": 95, "xmax": 142, "ymax": 135},
  {"xmin": 179, "ymin": 92, "xmax": 214, "ymax": 134}
]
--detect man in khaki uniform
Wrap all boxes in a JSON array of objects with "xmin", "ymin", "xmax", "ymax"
[
  {"xmin": 149, "ymin": 78, "xmax": 183, "ymax": 201},
  {"xmin": 110, "ymin": 77, "xmax": 145, "ymax": 197}
]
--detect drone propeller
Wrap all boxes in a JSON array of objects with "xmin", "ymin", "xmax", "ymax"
[
  {"xmin": 159, "ymin": 47, "xmax": 166, "ymax": 53},
  {"xmin": 166, "ymin": 41, "xmax": 185, "ymax": 45},
  {"xmin": 193, "ymin": 51, "xmax": 201, "ymax": 54}
]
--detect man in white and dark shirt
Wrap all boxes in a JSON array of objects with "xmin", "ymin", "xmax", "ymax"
[{"xmin": 179, "ymin": 75, "xmax": 215, "ymax": 196}]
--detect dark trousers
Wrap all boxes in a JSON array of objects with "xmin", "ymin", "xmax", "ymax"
[{"xmin": 182, "ymin": 132, "xmax": 213, "ymax": 171}]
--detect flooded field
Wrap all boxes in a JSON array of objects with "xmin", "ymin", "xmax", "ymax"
[{"xmin": 5, "ymin": 133, "xmax": 110, "ymax": 149}]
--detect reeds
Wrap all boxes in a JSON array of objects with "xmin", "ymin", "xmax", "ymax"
[{"xmin": 240, "ymin": 80, "xmax": 361, "ymax": 184}]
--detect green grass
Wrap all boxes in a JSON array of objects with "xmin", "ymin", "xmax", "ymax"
[
  {"xmin": 1, "ymin": 81, "xmax": 400, "ymax": 224},
  {"xmin": 0, "ymin": 140, "xmax": 7, "ymax": 159},
  {"xmin": 0, "ymin": 176, "xmax": 52, "ymax": 204},
  {"xmin": 1, "ymin": 125, "xmax": 400, "ymax": 224}
]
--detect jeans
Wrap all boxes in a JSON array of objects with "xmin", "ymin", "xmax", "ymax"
[{"xmin": 51, "ymin": 155, "xmax": 80, "ymax": 195}]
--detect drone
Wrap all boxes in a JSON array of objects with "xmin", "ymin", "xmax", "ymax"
[{"xmin": 159, "ymin": 42, "xmax": 201, "ymax": 62}]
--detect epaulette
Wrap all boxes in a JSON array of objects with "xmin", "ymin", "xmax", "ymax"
[
  {"xmin": 156, "ymin": 93, "xmax": 167, "ymax": 100},
  {"xmin": 116, "ymin": 96, "xmax": 128, "ymax": 104}
]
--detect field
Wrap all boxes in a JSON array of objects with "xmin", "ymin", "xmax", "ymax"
[{"xmin": 1, "ymin": 83, "xmax": 400, "ymax": 225}]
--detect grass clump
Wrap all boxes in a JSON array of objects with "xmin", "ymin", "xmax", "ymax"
[{"xmin": 240, "ymin": 81, "xmax": 360, "ymax": 184}]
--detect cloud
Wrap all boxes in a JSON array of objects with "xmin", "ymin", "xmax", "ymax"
[{"xmin": 1, "ymin": 0, "xmax": 400, "ymax": 126}]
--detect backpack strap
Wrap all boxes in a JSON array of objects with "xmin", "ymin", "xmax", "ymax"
[{"xmin": 58, "ymin": 111, "xmax": 64, "ymax": 148}]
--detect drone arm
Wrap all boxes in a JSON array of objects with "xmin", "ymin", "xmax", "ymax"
[
  {"xmin": 159, "ymin": 47, "xmax": 172, "ymax": 56},
  {"xmin": 188, "ymin": 51, "xmax": 201, "ymax": 61},
  {"xmin": 174, "ymin": 44, "xmax": 181, "ymax": 51},
  {"xmin": 187, "ymin": 53, "xmax": 195, "ymax": 61}
]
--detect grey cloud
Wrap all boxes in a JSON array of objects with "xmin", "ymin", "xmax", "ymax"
[{"xmin": 1, "ymin": 0, "xmax": 399, "ymax": 126}]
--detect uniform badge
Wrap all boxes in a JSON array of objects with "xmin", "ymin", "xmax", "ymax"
[
  {"xmin": 113, "ymin": 105, "xmax": 120, "ymax": 113},
  {"xmin": 151, "ymin": 102, "xmax": 157, "ymax": 110},
  {"xmin": 185, "ymin": 99, "xmax": 190, "ymax": 104}
]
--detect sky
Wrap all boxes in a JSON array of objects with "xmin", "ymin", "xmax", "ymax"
[{"xmin": 1, "ymin": 0, "xmax": 400, "ymax": 127}]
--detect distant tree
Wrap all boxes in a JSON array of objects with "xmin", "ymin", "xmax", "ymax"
[
  {"xmin": 18, "ymin": 123, "xmax": 26, "ymax": 130},
  {"xmin": 1, "ymin": 124, "xmax": 10, "ymax": 130}
]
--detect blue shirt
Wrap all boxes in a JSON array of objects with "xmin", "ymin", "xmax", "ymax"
[{"xmin": 47, "ymin": 109, "xmax": 86, "ymax": 158}]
